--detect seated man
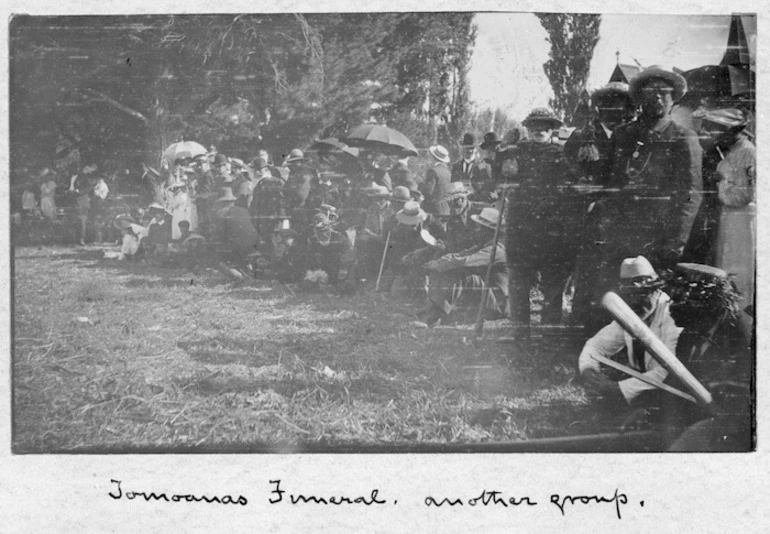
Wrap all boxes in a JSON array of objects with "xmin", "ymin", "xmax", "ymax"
[
  {"xmin": 305, "ymin": 212, "xmax": 354, "ymax": 287},
  {"xmin": 661, "ymin": 263, "xmax": 753, "ymax": 451},
  {"xmin": 143, "ymin": 202, "xmax": 173, "ymax": 256},
  {"xmin": 214, "ymin": 187, "xmax": 263, "ymax": 276},
  {"xmin": 417, "ymin": 207, "xmax": 507, "ymax": 327},
  {"xmin": 578, "ymin": 256, "xmax": 680, "ymax": 409}
]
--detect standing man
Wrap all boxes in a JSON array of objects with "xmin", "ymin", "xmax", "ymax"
[
  {"xmin": 420, "ymin": 145, "xmax": 452, "ymax": 216},
  {"xmin": 506, "ymin": 107, "xmax": 577, "ymax": 335},
  {"xmin": 452, "ymin": 132, "xmax": 493, "ymax": 200},
  {"xmin": 69, "ymin": 162, "xmax": 99, "ymax": 245},
  {"xmin": 606, "ymin": 65, "xmax": 703, "ymax": 268},
  {"xmin": 564, "ymin": 82, "xmax": 635, "ymax": 186}
]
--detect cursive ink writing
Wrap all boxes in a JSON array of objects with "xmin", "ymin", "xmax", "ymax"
[
  {"xmin": 268, "ymin": 479, "xmax": 388, "ymax": 506},
  {"xmin": 108, "ymin": 479, "xmax": 247, "ymax": 506},
  {"xmin": 425, "ymin": 490, "xmax": 537, "ymax": 507},
  {"xmin": 550, "ymin": 488, "xmax": 628, "ymax": 519}
]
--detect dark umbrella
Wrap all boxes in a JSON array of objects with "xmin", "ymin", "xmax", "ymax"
[
  {"xmin": 341, "ymin": 124, "xmax": 419, "ymax": 157},
  {"xmin": 310, "ymin": 137, "xmax": 360, "ymax": 159}
]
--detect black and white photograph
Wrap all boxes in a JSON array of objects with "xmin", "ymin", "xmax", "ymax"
[{"xmin": 8, "ymin": 8, "xmax": 757, "ymax": 458}]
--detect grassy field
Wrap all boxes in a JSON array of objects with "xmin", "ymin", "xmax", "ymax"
[{"xmin": 12, "ymin": 245, "xmax": 599, "ymax": 452}]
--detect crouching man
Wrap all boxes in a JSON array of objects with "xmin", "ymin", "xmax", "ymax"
[
  {"xmin": 578, "ymin": 256, "xmax": 680, "ymax": 409},
  {"xmin": 417, "ymin": 207, "xmax": 508, "ymax": 327}
]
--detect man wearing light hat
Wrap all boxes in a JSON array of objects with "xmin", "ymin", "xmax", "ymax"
[
  {"xmin": 434, "ymin": 181, "xmax": 479, "ymax": 254},
  {"xmin": 305, "ymin": 211, "xmax": 354, "ymax": 287},
  {"xmin": 606, "ymin": 65, "xmax": 703, "ymax": 268},
  {"xmin": 578, "ymin": 256, "xmax": 680, "ymax": 407},
  {"xmin": 420, "ymin": 145, "xmax": 452, "ymax": 216},
  {"xmin": 417, "ymin": 207, "xmax": 508, "ymax": 327}
]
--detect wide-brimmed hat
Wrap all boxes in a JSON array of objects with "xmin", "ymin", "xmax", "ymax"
[
  {"xmin": 285, "ymin": 148, "xmax": 305, "ymax": 164},
  {"xmin": 148, "ymin": 201, "xmax": 167, "ymax": 212},
  {"xmin": 229, "ymin": 157, "xmax": 245, "ymax": 170},
  {"xmin": 395, "ymin": 201, "xmax": 428, "ymax": 226},
  {"xmin": 629, "ymin": 65, "xmax": 688, "ymax": 103},
  {"xmin": 113, "ymin": 216, "xmax": 135, "ymax": 230},
  {"xmin": 364, "ymin": 184, "xmax": 393, "ymax": 198},
  {"xmin": 166, "ymin": 178, "xmax": 187, "ymax": 189},
  {"xmin": 215, "ymin": 187, "xmax": 238, "ymax": 203},
  {"xmin": 460, "ymin": 133, "xmax": 477, "ymax": 147},
  {"xmin": 392, "ymin": 185, "xmax": 412, "ymax": 204},
  {"xmin": 446, "ymin": 181, "xmax": 470, "ymax": 199},
  {"xmin": 315, "ymin": 204, "xmax": 339, "ymax": 220},
  {"xmin": 428, "ymin": 145, "xmax": 451, "ymax": 164},
  {"xmin": 592, "ymin": 82, "xmax": 632, "ymax": 105},
  {"xmin": 695, "ymin": 108, "xmax": 748, "ymax": 129},
  {"xmin": 619, "ymin": 256, "xmax": 657, "ymax": 280},
  {"xmin": 479, "ymin": 132, "xmax": 502, "ymax": 150},
  {"xmin": 662, "ymin": 262, "xmax": 742, "ymax": 316},
  {"xmin": 523, "ymin": 108, "xmax": 563, "ymax": 129},
  {"xmin": 470, "ymin": 206, "xmax": 501, "ymax": 230}
]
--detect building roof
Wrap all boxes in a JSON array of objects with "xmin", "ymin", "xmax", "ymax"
[{"xmin": 609, "ymin": 64, "xmax": 641, "ymax": 84}]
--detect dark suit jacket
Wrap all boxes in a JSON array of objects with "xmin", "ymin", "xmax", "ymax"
[{"xmin": 421, "ymin": 163, "xmax": 451, "ymax": 216}]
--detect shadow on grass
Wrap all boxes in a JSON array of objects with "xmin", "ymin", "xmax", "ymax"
[{"xmin": 177, "ymin": 336, "xmax": 285, "ymax": 367}]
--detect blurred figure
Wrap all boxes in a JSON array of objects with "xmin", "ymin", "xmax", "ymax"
[
  {"xmin": 306, "ymin": 212, "xmax": 354, "ymax": 287},
  {"xmin": 39, "ymin": 169, "xmax": 58, "ymax": 221},
  {"xmin": 391, "ymin": 156, "xmax": 420, "ymax": 193},
  {"xmin": 420, "ymin": 145, "xmax": 452, "ymax": 216}
]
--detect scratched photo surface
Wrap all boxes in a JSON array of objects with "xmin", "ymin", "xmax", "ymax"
[{"xmin": 10, "ymin": 12, "xmax": 756, "ymax": 453}]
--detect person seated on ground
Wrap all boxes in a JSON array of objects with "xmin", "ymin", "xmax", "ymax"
[
  {"xmin": 171, "ymin": 219, "xmax": 206, "ymax": 259},
  {"xmin": 104, "ymin": 217, "xmax": 145, "ymax": 261},
  {"xmin": 578, "ymin": 256, "xmax": 679, "ymax": 412},
  {"xmin": 355, "ymin": 184, "xmax": 395, "ymax": 279},
  {"xmin": 214, "ymin": 186, "xmax": 263, "ymax": 277},
  {"xmin": 143, "ymin": 201, "xmax": 173, "ymax": 256},
  {"xmin": 660, "ymin": 263, "xmax": 753, "ymax": 451},
  {"xmin": 305, "ymin": 212, "xmax": 354, "ymax": 289},
  {"xmin": 384, "ymin": 200, "xmax": 438, "ymax": 296},
  {"xmin": 434, "ymin": 181, "xmax": 481, "ymax": 254},
  {"xmin": 416, "ymin": 207, "xmax": 507, "ymax": 327},
  {"xmin": 271, "ymin": 222, "xmax": 304, "ymax": 282}
]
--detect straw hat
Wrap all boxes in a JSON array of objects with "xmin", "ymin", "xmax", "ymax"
[
  {"xmin": 285, "ymin": 148, "xmax": 305, "ymax": 164},
  {"xmin": 428, "ymin": 145, "xmax": 451, "ymax": 164},
  {"xmin": 148, "ymin": 201, "xmax": 168, "ymax": 213},
  {"xmin": 629, "ymin": 65, "xmax": 687, "ymax": 103},
  {"xmin": 395, "ymin": 201, "xmax": 428, "ymax": 226},
  {"xmin": 364, "ymin": 184, "xmax": 393, "ymax": 198},
  {"xmin": 470, "ymin": 206, "xmax": 501, "ymax": 230},
  {"xmin": 695, "ymin": 108, "xmax": 748, "ymax": 129},
  {"xmin": 446, "ymin": 181, "xmax": 470, "ymax": 199},
  {"xmin": 523, "ymin": 108, "xmax": 563, "ymax": 129},
  {"xmin": 592, "ymin": 82, "xmax": 632, "ymax": 105},
  {"xmin": 619, "ymin": 256, "xmax": 657, "ymax": 280}
]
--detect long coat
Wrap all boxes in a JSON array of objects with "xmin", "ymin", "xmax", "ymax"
[
  {"xmin": 714, "ymin": 135, "xmax": 755, "ymax": 307},
  {"xmin": 218, "ymin": 205, "xmax": 262, "ymax": 263},
  {"xmin": 421, "ymin": 163, "xmax": 451, "ymax": 216}
]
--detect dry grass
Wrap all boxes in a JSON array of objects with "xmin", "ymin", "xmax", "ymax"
[{"xmin": 13, "ymin": 245, "xmax": 596, "ymax": 452}]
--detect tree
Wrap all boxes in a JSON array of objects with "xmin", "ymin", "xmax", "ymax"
[{"xmin": 536, "ymin": 13, "xmax": 601, "ymax": 125}]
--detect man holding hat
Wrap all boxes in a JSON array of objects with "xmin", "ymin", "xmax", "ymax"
[
  {"xmin": 564, "ymin": 82, "xmax": 635, "ymax": 185},
  {"xmin": 417, "ymin": 206, "xmax": 508, "ymax": 327},
  {"xmin": 606, "ymin": 65, "xmax": 703, "ymax": 268},
  {"xmin": 578, "ymin": 256, "xmax": 679, "ymax": 407},
  {"xmin": 420, "ymin": 145, "xmax": 452, "ymax": 216}
]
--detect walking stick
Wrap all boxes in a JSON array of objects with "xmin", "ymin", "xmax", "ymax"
[
  {"xmin": 474, "ymin": 191, "xmax": 507, "ymax": 338},
  {"xmin": 374, "ymin": 231, "xmax": 392, "ymax": 292}
]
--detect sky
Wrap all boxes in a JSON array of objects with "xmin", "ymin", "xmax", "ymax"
[{"xmin": 468, "ymin": 13, "xmax": 757, "ymax": 122}]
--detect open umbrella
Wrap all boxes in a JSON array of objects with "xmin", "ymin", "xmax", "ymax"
[
  {"xmin": 341, "ymin": 124, "xmax": 419, "ymax": 157},
  {"xmin": 310, "ymin": 137, "xmax": 360, "ymax": 159},
  {"xmin": 162, "ymin": 141, "xmax": 208, "ymax": 164}
]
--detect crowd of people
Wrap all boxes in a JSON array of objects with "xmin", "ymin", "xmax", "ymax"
[{"xmin": 14, "ymin": 64, "xmax": 755, "ymax": 450}]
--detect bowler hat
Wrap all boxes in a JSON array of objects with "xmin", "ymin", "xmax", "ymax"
[
  {"xmin": 629, "ymin": 65, "xmax": 687, "ymax": 103},
  {"xmin": 215, "ymin": 187, "xmax": 238, "ymax": 203},
  {"xmin": 392, "ymin": 185, "xmax": 412, "ymax": 204},
  {"xmin": 229, "ymin": 157, "xmax": 245, "ymax": 170},
  {"xmin": 428, "ymin": 145, "xmax": 451, "ymax": 164},
  {"xmin": 479, "ymin": 132, "xmax": 502, "ymax": 150},
  {"xmin": 214, "ymin": 154, "xmax": 228, "ymax": 166},
  {"xmin": 523, "ymin": 108, "xmax": 563, "ymax": 129},
  {"xmin": 470, "ymin": 206, "xmax": 501, "ymax": 230},
  {"xmin": 460, "ymin": 133, "xmax": 477, "ymax": 147}
]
